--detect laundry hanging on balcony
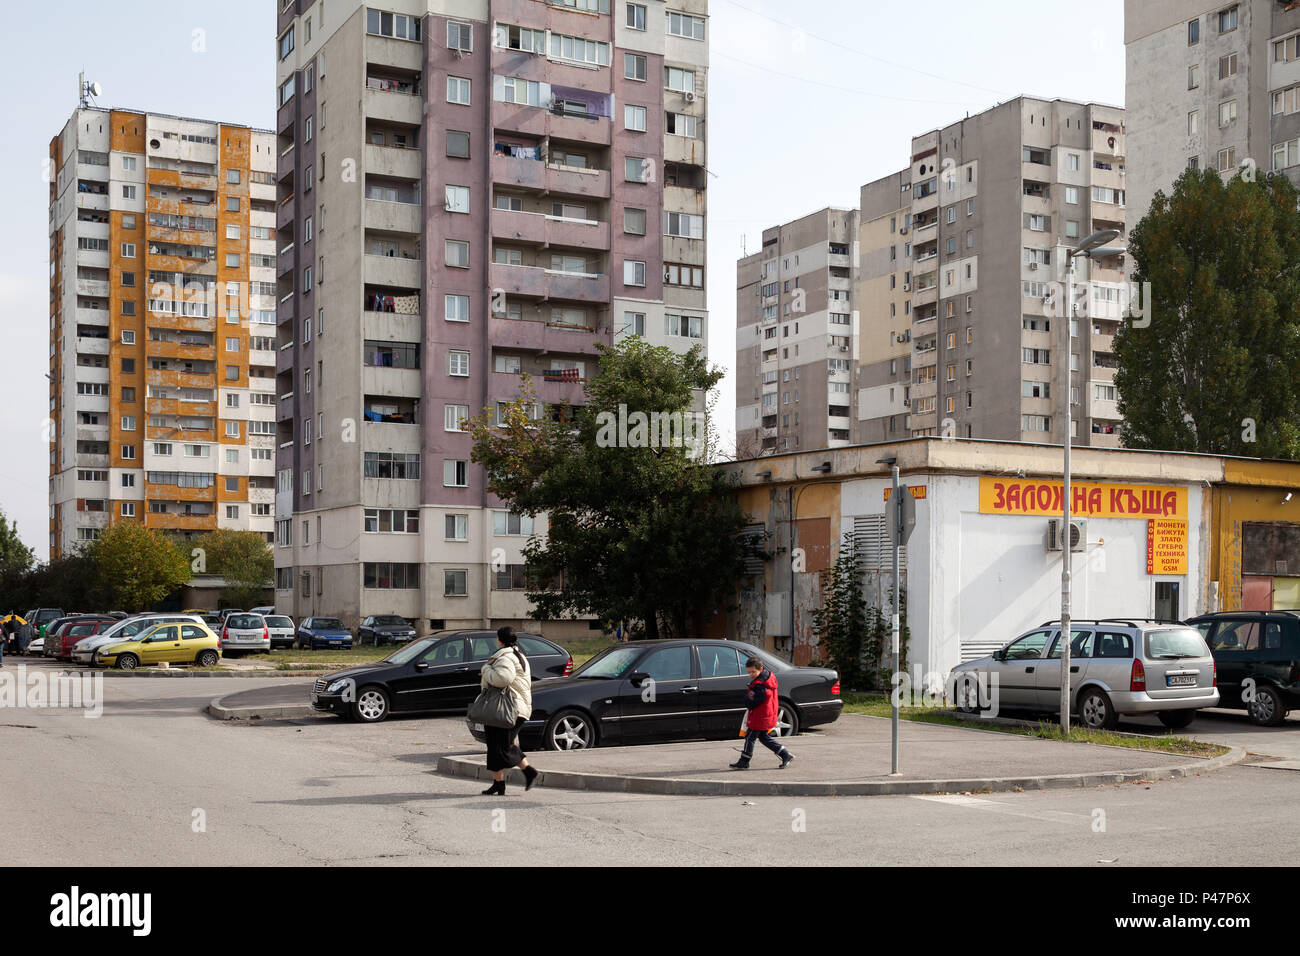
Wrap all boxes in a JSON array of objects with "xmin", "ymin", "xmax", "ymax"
[
  {"xmin": 393, "ymin": 294, "xmax": 419, "ymax": 315},
  {"xmin": 542, "ymin": 368, "xmax": 580, "ymax": 383}
]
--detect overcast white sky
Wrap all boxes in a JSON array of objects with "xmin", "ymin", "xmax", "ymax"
[{"xmin": 0, "ymin": 0, "xmax": 1125, "ymax": 561}]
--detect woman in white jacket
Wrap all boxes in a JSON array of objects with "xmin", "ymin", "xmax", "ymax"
[{"xmin": 480, "ymin": 626, "xmax": 539, "ymax": 794}]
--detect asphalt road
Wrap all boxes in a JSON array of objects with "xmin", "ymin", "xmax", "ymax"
[{"xmin": 3, "ymin": 671, "xmax": 1300, "ymax": 866}]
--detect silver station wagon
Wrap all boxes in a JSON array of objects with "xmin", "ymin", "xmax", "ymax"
[{"xmin": 950, "ymin": 618, "xmax": 1219, "ymax": 730}]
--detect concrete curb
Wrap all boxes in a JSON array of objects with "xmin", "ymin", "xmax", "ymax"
[
  {"xmin": 434, "ymin": 745, "xmax": 1248, "ymax": 797},
  {"xmin": 101, "ymin": 669, "xmax": 334, "ymax": 678},
  {"xmin": 206, "ymin": 697, "xmax": 318, "ymax": 721}
]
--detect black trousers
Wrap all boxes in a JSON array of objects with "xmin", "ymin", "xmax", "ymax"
[{"xmin": 485, "ymin": 716, "xmax": 527, "ymax": 771}]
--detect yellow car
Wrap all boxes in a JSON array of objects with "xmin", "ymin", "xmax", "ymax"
[{"xmin": 97, "ymin": 621, "xmax": 222, "ymax": 670}]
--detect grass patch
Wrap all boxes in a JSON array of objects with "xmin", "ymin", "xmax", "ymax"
[
  {"xmin": 258, "ymin": 635, "xmax": 620, "ymax": 671},
  {"xmin": 842, "ymin": 692, "xmax": 1228, "ymax": 758}
]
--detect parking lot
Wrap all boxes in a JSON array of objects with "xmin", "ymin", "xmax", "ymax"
[{"xmin": 5, "ymin": 668, "xmax": 1300, "ymax": 866}]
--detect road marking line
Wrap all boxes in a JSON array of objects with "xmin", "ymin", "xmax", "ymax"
[{"xmin": 911, "ymin": 793, "xmax": 1090, "ymax": 824}]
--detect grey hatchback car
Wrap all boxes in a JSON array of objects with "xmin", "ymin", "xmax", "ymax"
[{"xmin": 950, "ymin": 619, "xmax": 1219, "ymax": 730}]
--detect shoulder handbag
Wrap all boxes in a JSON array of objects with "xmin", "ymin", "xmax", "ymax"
[{"xmin": 468, "ymin": 652, "xmax": 520, "ymax": 728}]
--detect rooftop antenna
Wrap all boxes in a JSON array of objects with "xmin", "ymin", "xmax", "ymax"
[{"xmin": 79, "ymin": 72, "xmax": 102, "ymax": 108}]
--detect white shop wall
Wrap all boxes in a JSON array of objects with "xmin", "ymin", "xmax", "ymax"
[{"xmin": 843, "ymin": 473, "xmax": 1206, "ymax": 679}]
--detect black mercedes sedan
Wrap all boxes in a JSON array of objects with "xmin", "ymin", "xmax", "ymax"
[
  {"xmin": 357, "ymin": 614, "xmax": 418, "ymax": 646},
  {"xmin": 467, "ymin": 639, "xmax": 842, "ymax": 751},
  {"xmin": 311, "ymin": 630, "xmax": 572, "ymax": 722}
]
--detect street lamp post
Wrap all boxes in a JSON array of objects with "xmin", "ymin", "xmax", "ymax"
[{"xmin": 1059, "ymin": 229, "xmax": 1121, "ymax": 734}]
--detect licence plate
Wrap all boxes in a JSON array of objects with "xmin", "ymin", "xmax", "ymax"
[
  {"xmin": 240, "ymin": 635, "xmax": 257, "ymax": 642},
  {"xmin": 1167, "ymin": 674, "xmax": 1197, "ymax": 687},
  {"xmin": 332, "ymin": 640, "xmax": 344, "ymax": 646},
  {"xmin": 471, "ymin": 722, "xmax": 484, "ymax": 733}
]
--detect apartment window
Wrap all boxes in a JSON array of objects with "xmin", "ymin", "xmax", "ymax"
[
  {"xmin": 120, "ymin": 502, "xmax": 135, "ymax": 518},
  {"xmin": 1188, "ymin": 110, "xmax": 1199, "ymax": 135},
  {"xmin": 120, "ymin": 329, "xmax": 136, "ymax": 346},
  {"xmin": 447, "ymin": 130, "xmax": 470, "ymax": 158},
  {"xmin": 121, "ymin": 358, "xmax": 135, "ymax": 373},
  {"xmin": 1275, "ymin": 34, "xmax": 1300, "ymax": 63},
  {"xmin": 1219, "ymin": 53, "xmax": 1237, "ymax": 79},
  {"xmin": 549, "ymin": 33, "xmax": 611, "ymax": 66},
  {"xmin": 623, "ymin": 207, "xmax": 647, "ymax": 236},
  {"xmin": 366, "ymin": 9, "xmax": 421, "ymax": 41},
  {"xmin": 624, "ymin": 105, "xmax": 647, "ymax": 132},
  {"xmin": 364, "ymin": 563, "xmax": 422, "ymax": 589},
  {"xmin": 228, "ymin": 196, "xmax": 240, "ymax": 212},
  {"xmin": 121, "ymin": 242, "xmax": 136, "ymax": 258},
  {"xmin": 1022, "ymin": 348, "xmax": 1050, "ymax": 365},
  {"xmin": 447, "ymin": 76, "xmax": 471, "ymax": 105},
  {"xmin": 1188, "ymin": 18, "xmax": 1200, "ymax": 45},
  {"xmin": 1217, "ymin": 5, "xmax": 1237, "ymax": 33},
  {"xmin": 1067, "ymin": 154, "xmax": 1080, "ymax": 172},
  {"xmin": 626, "ymin": 2, "xmax": 647, "ymax": 30},
  {"xmin": 664, "ymin": 211, "xmax": 704, "ymax": 239},
  {"xmin": 444, "ymin": 404, "xmax": 469, "ymax": 432},
  {"xmin": 121, "ymin": 185, "xmax": 136, "ymax": 200},
  {"xmin": 444, "ymin": 459, "xmax": 468, "ymax": 487},
  {"xmin": 946, "ymin": 206, "xmax": 956, "ymax": 224},
  {"xmin": 121, "ymin": 444, "xmax": 136, "ymax": 460},
  {"xmin": 445, "ymin": 294, "xmax": 470, "ymax": 322},
  {"xmin": 624, "ymin": 311, "xmax": 647, "ymax": 336},
  {"xmin": 443, "ymin": 569, "xmax": 468, "ymax": 597},
  {"xmin": 445, "ymin": 185, "xmax": 470, "ymax": 213},
  {"xmin": 624, "ymin": 157, "xmax": 650, "ymax": 183},
  {"xmin": 1022, "ymin": 415, "xmax": 1051, "ymax": 433},
  {"xmin": 666, "ymin": 10, "xmax": 706, "ymax": 39},
  {"xmin": 447, "ymin": 20, "xmax": 473, "ymax": 51},
  {"xmin": 448, "ymin": 350, "xmax": 470, "ymax": 377},
  {"xmin": 625, "ymin": 53, "xmax": 647, "ymax": 81},
  {"xmin": 121, "ymin": 415, "xmax": 136, "ymax": 431},
  {"xmin": 445, "ymin": 240, "xmax": 470, "ymax": 268},
  {"xmin": 1188, "ymin": 64, "xmax": 1200, "ymax": 90},
  {"xmin": 1273, "ymin": 137, "xmax": 1300, "ymax": 171},
  {"xmin": 623, "ymin": 260, "xmax": 646, "ymax": 286},
  {"xmin": 666, "ymin": 112, "xmax": 697, "ymax": 138},
  {"xmin": 1065, "ymin": 219, "xmax": 1080, "ymax": 239},
  {"xmin": 1218, "ymin": 147, "xmax": 1237, "ymax": 171},
  {"xmin": 665, "ymin": 67, "xmax": 695, "ymax": 93},
  {"xmin": 1219, "ymin": 100, "xmax": 1237, "ymax": 127}
]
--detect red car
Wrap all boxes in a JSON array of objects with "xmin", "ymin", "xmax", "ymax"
[{"xmin": 51, "ymin": 616, "xmax": 118, "ymax": 661}]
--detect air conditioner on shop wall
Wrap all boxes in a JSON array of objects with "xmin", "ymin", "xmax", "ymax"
[{"xmin": 1046, "ymin": 518, "xmax": 1086, "ymax": 552}]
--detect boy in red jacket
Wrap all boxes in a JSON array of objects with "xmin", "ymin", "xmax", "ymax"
[{"xmin": 730, "ymin": 656, "xmax": 795, "ymax": 770}]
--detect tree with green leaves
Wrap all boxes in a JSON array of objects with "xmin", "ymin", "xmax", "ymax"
[
  {"xmin": 192, "ymin": 529, "xmax": 273, "ymax": 609},
  {"xmin": 87, "ymin": 523, "xmax": 192, "ymax": 612},
  {"xmin": 469, "ymin": 339, "xmax": 754, "ymax": 640},
  {"xmin": 0, "ymin": 508, "xmax": 34, "ymax": 579},
  {"xmin": 1114, "ymin": 167, "xmax": 1300, "ymax": 456}
]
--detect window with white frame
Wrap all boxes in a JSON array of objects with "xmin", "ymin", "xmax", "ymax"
[
  {"xmin": 664, "ymin": 211, "xmax": 703, "ymax": 238},
  {"xmin": 445, "ymin": 514, "xmax": 468, "ymax": 541},
  {"xmin": 626, "ymin": 3, "xmax": 647, "ymax": 30},
  {"xmin": 448, "ymin": 350, "xmax": 469, "ymax": 377},
  {"xmin": 666, "ymin": 10, "xmax": 705, "ymax": 39},
  {"xmin": 447, "ymin": 21, "xmax": 473, "ymax": 51},
  {"xmin": 445, "ymin": 294, "xmax": 470, "ymax": 322},
  {"xmin": 444, "ymin": 404, "xmax": 469, "ymax": 432},
  {"xmin": 445, "ymin": 185, "xmax": 469, "ymax": 213},
  {"xmin": 447, "ymin": 76, "xmax": 471, "ymax": 105},
  {"xmin": 625, "ymin": 105, "xmax": 647, "ymax": 131},
  {"xmin": 623, "ymin": 260, "xmax": 646, "ymax": 286},
  {"xmin": 444, "ymin": 459, "xmax": 469, "ymax": 487}
]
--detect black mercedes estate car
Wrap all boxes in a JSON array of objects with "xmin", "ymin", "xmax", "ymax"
[
  {"xmin": 1187, "ymin": 610, "xmax": 1300, "ymax": 725},
  {"xmin": 311, "ymin": 630, "xmax": 572, "ymax": 722},
  {"xmin": 467, "ymin": 639, "xmax": 842, "ymax": 751}
]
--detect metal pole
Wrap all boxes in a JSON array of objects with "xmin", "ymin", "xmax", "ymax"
[
  {"xmin": 1060, "ymin": 254, "xmax": 1073, "ymax": 734},
  {"xmin": 891, "ymin": 462, "xmax": 901, "ymax": 774}
]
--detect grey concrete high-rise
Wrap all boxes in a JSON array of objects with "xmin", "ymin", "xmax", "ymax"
[
  {"xmin": 274, "ymin": 0, "xmax": 708, "ymax": 635},
  {"xmin": 1126, "ymin": 0, "xmax": 1300, "ymax": 226},
  {"xmin": 855, "ymin": 97, "xmax": 1128, "ymax": 447},
  {"xmin": 735, "ymin": 208, "xmax": 857, "ymax": 456}
]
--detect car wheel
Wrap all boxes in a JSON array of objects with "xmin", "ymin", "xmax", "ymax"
[
  {"xmin": 775, "ymin": 700, "xmax": 800, "ymax": 737},
  {"xmin": 352, "ymin": 686, "xmax": 389, "ymax": 723},
  {"xmin": 1249, "ymin": 685, "xmax": 1286, "ymax": 727},
  {"xmin": 117, "ymin": 653, "xmax": 139, "ymax": 671},
  {"xmin": 197, "ymin": 649, "xmax": 219, "ymax": 667},
  {"xmin": 1157, "ymin": 709, "xmax": 1196, "ymax": 730},
  {"xmin": 1078, "ymin": 688, "xmax": 1118, "ymax": 731},
  {"xmin": 545, "ymin": 710, "xmax": 596, "ymax": 751}
]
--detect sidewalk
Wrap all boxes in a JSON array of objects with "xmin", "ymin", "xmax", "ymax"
[{"xmin": 437, "ymin": 715, "xmax": 1245, "ymax": 796}]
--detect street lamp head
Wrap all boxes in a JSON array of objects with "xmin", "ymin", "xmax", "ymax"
[
  {"xmin": 756, "ymin": 469, "xmax": 772, "ymax": 480},
  {"xmin": 1074, "ymin": 229, "xmax": 1122, "ymax": 256},
  {"xmin": 810, "ymin": 461, "xmax": 833, "ymax": 474},
  {"xmin": 876, "ymin": 456, "xmax": 897, "ymax": 466}
]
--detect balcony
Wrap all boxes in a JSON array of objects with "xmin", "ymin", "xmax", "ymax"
[
  {"xmin": 147, "ymin": 167, "xmax": 217, "ymax": 192},
  {"xmin": 75, "ymin": 336, "xmax": 110, "ymax": 356},
  {"xmin": 363, "ymin": 85, "xmax": 423, "ymax": 126},
  {"xmin": 145, "ymin": 339, "xmax": 215, "ymax": 362},
  {"xmin": 364, "ymin": 253, "xmax": 423, "ymax": 288},
  {"xmin": 146, "ymin": 512, "xmax": 216, "ymax": 532},
  {"xmin": 363, "ymin": 198, "xmax": 422, "ymax": 235},
  {"xmin": 1092, "ymin": 127, "xmax": 1124, "ymax": 158},
  {"xmin": 489, "ymin": 261, "xmax": 610, "ymax": 304},
  {"xmin": 75, "ymin": 192, "xmax": 109, "ymax": 212},
  {"xmin": 1091, "ymin": 164, "xmax": 1125, "ymax": 192},
  {"xmin": 491, "ymin": 207, "xmax": 608, "ymax": 249},
  {"xmin": 364, "ymin": 143, "xmax": 422, "ymax": 180},
  {"xmin": 494, "ymin": 369, "xmax": 586, "ymax": 408},
  {"xmin": 489, "ymin": 316, "xmax": 609, "ymax": 357}
]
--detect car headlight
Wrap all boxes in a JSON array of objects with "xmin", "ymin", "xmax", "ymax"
[{"xmin": 326, "ymin": 679, "xmax": 351, "ymax": 693}]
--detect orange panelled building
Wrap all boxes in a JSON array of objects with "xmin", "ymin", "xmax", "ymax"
[{"xmin": 48, "ymin": 106, "xmax": 277, "ymax": 557}]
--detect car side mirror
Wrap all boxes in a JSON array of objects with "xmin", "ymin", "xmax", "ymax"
[
  {"xmin": 414, "ymin": 662, "xmax": 429, "ymax": 671},
  {"xmin": 628, "ymin": 671, "xmax": 649, "ymax": 686},
  {"xmin": 992, "ymin": 649, "xmax": 1005, "ymax": 662}
]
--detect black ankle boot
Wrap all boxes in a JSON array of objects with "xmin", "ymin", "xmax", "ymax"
[
  {"xmin": 523, "ymin": 765, "xmax": 539, "ymax": 791},
  {"xmin": 481, "ymin": 780, "xmax": 505, "ymax": 795}
]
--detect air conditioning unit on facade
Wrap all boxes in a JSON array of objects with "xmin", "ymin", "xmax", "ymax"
[
  {"xmin": 684, "ymin": 91, "xmax": 697, "ymax": 102},
  {"xmin": 903, "ymin": 282, "xmax": 911, "ymax": 291},
  {"xmin": 1046, "ymin": 518, "xmax": 1086, "ymax": 552},
  {"xmin": 1029, "ymin": 262, "xmax": 1039, "ymax": 271},
  {"xmin": 899, "ymin": 227, "xmax": 909, "ymax": 235}
]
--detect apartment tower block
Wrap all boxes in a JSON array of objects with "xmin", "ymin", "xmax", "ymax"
[
  {"xmin": 48, "ymin": 106, "xmax": 278, "ymax": 558},
  {"xmin": 273, "ymin": 0, "xmax": 708, "ymax": 634}
]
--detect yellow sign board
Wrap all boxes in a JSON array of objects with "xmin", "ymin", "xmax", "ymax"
[
  {"xmin": 1146, "ymin": 519, "xmax": 1188, "ymax": 575},
  {"xmin": 978, "ymin": 478, "xmax": 1186, "ymax": 519}
]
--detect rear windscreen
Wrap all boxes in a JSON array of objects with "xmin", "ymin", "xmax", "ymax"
[
  {"xmin": 227, "ymin": 615, "xmax": 261, "ymax": 629},
  {"xmin": 1146, "ymin": 628, "xmax": 1211, "ymax": 659}
]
